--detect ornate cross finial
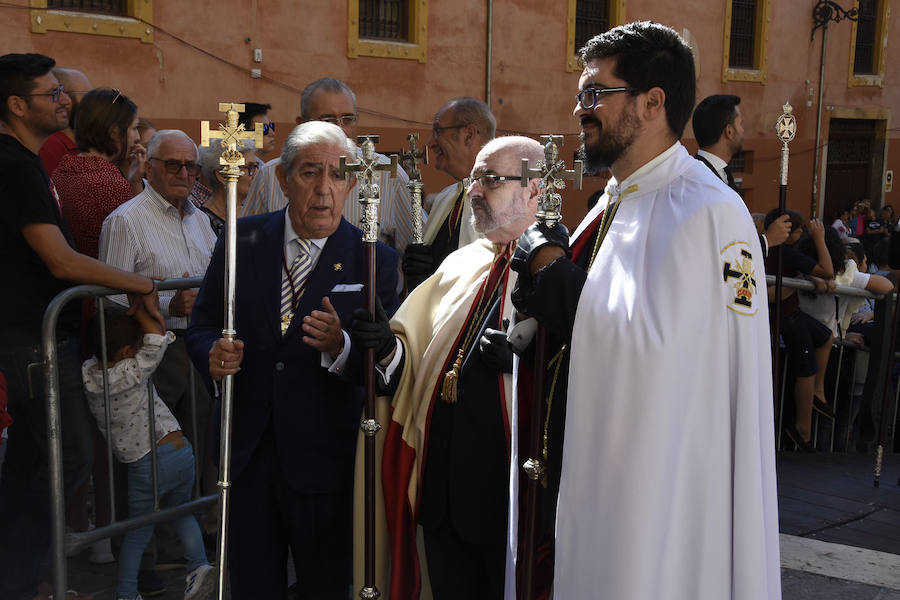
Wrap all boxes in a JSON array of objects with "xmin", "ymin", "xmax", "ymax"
[
  {"xmin": 401, "ymin": 133, "xmax": 428, "ymax": 244},
  {"xmin": 200, "ymin": 103, "xmax": 264, "ymax": 179},
  {"xmin": 520, "ymin": 135, "xmax": 583, "ymax": 227},
  {"xmin": 338, "ymin": 136, "xmax": 399, "ymax": 243},
  {"xmin": 776, "ymin": 102, "xmax": 797, "ymax": 144}
]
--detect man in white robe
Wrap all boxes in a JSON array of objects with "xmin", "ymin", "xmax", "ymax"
[{"xmin": 507, "ymin": 21, "xmax": 781, "ymax": 599}]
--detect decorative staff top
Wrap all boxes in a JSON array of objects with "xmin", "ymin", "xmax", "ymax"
[
  {"xmin": 339, "ymin": 135, "xmax": 399, "ymax": 243},
  {"xmin": 520, "ymin": 135, "xmax": 583, "ymax": 227},
  {"xmin": 400, "ymin": 133, "xmax": 428, "ymax": 181},
  {"xmin": 200, "ymin": 103, "xmax": 264, "ymax": 177},
  {"xmin": 775, "ymin": 102, "xmax": 797, "ymax": 187}
]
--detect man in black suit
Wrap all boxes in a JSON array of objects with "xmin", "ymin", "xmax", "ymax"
[
  {"xmin": 187, "ymin": 121, "xmax": 399, "ymax": 598},
  {"xmin": 693, "ymin": 94, "xmax": 790, "ymax": 255}
]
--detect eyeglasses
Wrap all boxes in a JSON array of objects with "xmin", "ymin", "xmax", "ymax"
[
  {"xmin": 318, "ymin": 114, "xmax": 358, "ymax": 127},
  {"xmin": 575, "ymin": 86, "xmax": 638, "ymax": 110},
  {"xmin": 262, "ymin": 122, "xmax": 275, "ymax": 135},
  {"xmin": 149, "ymin": 157, "xmax": 201, "ymax": 176},
  {"xmin": 469, "ymin": 173, "xmax": 522, "ymax": 190},
  {"xmin": 24, "ymin": 85, "xmax": 66, "ymax": 104},
  {"xmin": 243, "ymin": 163, "xmax": 260, "ymax": 176},
  {"xmin": 432, "ymin": 123, "xmax": 468, "ymax": 137}
]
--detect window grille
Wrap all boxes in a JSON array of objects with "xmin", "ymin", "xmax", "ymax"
[
  {"xmin": 729, "ymin": 151, "xmax": 753, "ymax": 174},
  {"xmin": 359, "ymin": 0, "xmax": 409, "ymax": 42},
  {"xmin": 575, "ymin": 0, "xmax": 610, "ymax": 53},
  {"xmin": 853, "ymin": 0, "xmax": 878, "ymax": 74},
  {"xmin": 729, "ymin": 0, "xmax": 757, "ymax": 68},
  {"xmin": 46, "ymin": 0, "xmax": 127, "ymax": 16}
]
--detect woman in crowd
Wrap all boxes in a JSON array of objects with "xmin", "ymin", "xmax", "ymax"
[
  {"xmin": 238, "ymin": 102, "xmax": 276, "ymax": 160},
  {"xmin": 51, "ymin": 88, "xmax": 144, "ymax": 258},
  {"xmin": 196, "ymin": 138, "xmax": 259, "ymax": 236}
]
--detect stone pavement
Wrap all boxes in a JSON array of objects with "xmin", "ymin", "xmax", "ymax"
[{"xmin": 56, "ymin": 452, "xmax": 900, "ymax": 599}]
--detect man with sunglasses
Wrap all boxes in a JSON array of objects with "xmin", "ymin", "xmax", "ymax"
[
  {"xmin": 508, "ymin": 22, "xmax": 780, "ymax": 599},
  {"xmin": 403, "ymin": 97, "xmax": 495, "ymax": 290},
  {"xmin": 0, "ymin": 52, "xmax": 164, "ymax": 600},
  {"xmin": 99, "ymin": 129, "xmax": 217, "ymax": 579},
  {"xmin": 350, "ymin": 136, "xmax": 543, "ymax": 599},
  {"xmin": 240, "ymin": 78, "xmax": 421, "ymax": 290}
]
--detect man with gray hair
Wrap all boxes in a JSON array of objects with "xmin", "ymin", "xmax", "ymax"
[
  {"xmin": 99, "ymin": 129, "xmax": 216, "ymax": 531},
  {"xmin": 350, "ymin": 135, "xmax": 542, "ymax": 599},
  {"xmin": 240, "ymin": 77, "xmax": 420, "ymax": 286},
  {"xmin": 403, "ymin": 97, "xmax": 496, "ymax": 289},
  {"xmin": 188, "ymin": 120, "xmax": 399, "ymax": 597}
]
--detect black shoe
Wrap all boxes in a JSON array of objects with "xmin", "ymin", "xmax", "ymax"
[
  {"xmin": 138, "ymin": 568, "xmax": 167, "ymax": 597},
  {"xmin": 784, "ymin": 425, "xmax": 816, "ymax": 453},
  {"xmin": 813, "ymin": 396, "xmax": 836, "ymax": 419}
]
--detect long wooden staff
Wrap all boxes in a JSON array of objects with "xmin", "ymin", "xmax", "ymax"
[
  {"xmin": 339, "ymin": 136, "xmax": 398, "ymax": 599},
  {"xmin": 200, "ymin": 104, "xmax": 263, "ymax": 599},
  {"xmin": 772, "ymin": 103, "xmax": 797, "ymax": 392},
  {"xmin": 518, "ymin": 135, "xmax": 581, "ymax": 600}
]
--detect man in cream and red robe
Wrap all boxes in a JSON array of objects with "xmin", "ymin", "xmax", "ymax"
[
  {"xmin": 506, "ymin": 22, "xmax": 781, "ymax": 600},
  {"xmin": 351, "ymin": 136, "xmax": 545, "ymax": 599}
]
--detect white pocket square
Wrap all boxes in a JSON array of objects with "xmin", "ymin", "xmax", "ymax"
[{"xmin": 330, "ymin": 283, "xmax": 364, "ymax": 292}]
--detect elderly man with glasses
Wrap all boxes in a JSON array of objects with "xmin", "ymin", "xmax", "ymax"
[
  {"xmin": 350, "ymin": 136, "xmax": 543, "ymax": 600},
  {"xmin": 240, "ymin": 77, "xmax": 421, "ymax": 291},
  {"xmin": 402, "ymin": 97, "xmax": 496, "ymax": 290},
  {"xmin": 98, "ymin": 129, "xmax": 217, "ymax": 586}
]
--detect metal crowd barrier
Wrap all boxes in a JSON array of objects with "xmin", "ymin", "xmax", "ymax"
[
  {"xmin": 42, "ymin": 277, "xmax": 217, "ymax": 597},
  {"xmin": 767, "ymin": 275, "xmax": 898, "ymax": 484}
]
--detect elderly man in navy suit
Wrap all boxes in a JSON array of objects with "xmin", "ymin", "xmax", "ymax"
[{"xmin": 187, "ymin": 120, "xmax": 399, "ymax": 598}]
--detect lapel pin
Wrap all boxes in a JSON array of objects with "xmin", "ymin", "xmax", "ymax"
[{"xmin": 334, "ymin": 262, "xmax": 342, "ymax": 271}]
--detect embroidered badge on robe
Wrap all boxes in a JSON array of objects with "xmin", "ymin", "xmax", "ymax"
[{"xmin": 721, "ymin": 241, "xmax": 757, "ymax": 315}]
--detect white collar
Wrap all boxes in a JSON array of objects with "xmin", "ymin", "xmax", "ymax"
[
  {"xmin": 283, "ymin": 208, "xmax": 327, "ymax": 251},
  {"xmin": 696, "ymin": 149, "xmax": 729, "ymax": 173},
  {"xmin": 605, "ymin": 141, "xmax": 682, "ymax": 196}
]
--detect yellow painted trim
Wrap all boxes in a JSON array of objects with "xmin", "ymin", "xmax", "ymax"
[
  {"xmin": 30, "ymin": 0, "xmax": 153, "ymax": 43},
  {"xmin": 348, "ymin": 0, "xmax": 427, "ymax": 63},
  {"xmin": 566, "ymin": 0, "xmax": 626, "ymax": 72},
  {"xmin": 848, "ymin": 0, "xmax": 890, "ymax": 88},
  {"xmin": 721, "ymin": 0, "xmax": 770, "ymax": 84}
]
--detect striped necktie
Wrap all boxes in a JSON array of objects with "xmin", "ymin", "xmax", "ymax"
[{"xmin": 280, "ymin": 238, "xmax": 312, "ymax": 334}]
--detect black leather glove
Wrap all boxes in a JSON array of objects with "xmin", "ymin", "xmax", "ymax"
[
  {"xmin": 510, "ymin": 222, "xmax": 571, "ymax": 276},
  {"xmin": 479, "ymin": 320, "xmax": 513, "ymax": 373},
  {"xmin": 402, "ymin": 243, "xmax": 434, "ymax": 291},
  {"xmin": 350, "ymin": 296, "xmax": 396, "ymax": 362}
]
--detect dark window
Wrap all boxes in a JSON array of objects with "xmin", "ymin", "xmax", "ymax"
[
  {"xmin": 46, "ymin": 0, "xmax": 128, "ymax": 16},
  {"xmin": 575, "ymin": 0, "xmax": 610, "ymax": 54},
  {"xmin": 359, "ymin": 0, "xmax": 409, "ymax": 42},
  {"xmin": 853, "ymin": 0, "xmax": 878, "ymax": 74},
  {"xmin": 729, "ymin": 0, "xmax": 758, "ymax": 69},
  {"xmin": 729, "ymin": 150, "xmax": 753, "ymax": 174}
]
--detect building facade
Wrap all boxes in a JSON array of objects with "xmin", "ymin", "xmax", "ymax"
[{"xmin": 6, "ymin": 0, "xmax": 896, "ymax": 228}]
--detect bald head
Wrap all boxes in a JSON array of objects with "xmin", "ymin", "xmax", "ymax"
[
  {"xmin": 469, "ymin": 136, "xmax": 543, "ymax": 243},
  {"xmin": 51, "ymin": 67, "xmax": 91, "ymax": 101}
]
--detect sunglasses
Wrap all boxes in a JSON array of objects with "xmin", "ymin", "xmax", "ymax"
[
  {"xmin": 149, "ymin": 158, "xmax": 201, "ymax": 176},
  {"xmin": 262, "ymin": 122, "xmax": 275, "ymax": 135}
]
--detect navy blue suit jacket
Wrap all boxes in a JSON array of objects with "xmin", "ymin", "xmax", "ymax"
[{"xmin": 187, "ymin": 211, "xmax": 399, "ymax": 494}]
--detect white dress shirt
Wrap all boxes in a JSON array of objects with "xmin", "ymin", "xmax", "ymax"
[
  {"xmin": 282, "ymin": 209, "xmax": 351, "ymax": 374},
  {"xmin": 696, "ymin": 148, "xmax": 729, "ymax": 184},
  {"xmin": 99, "ymin": 183, "xmax": 218, "ymax": 329}
]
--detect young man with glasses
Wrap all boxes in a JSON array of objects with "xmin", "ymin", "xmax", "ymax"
[
  {"xmin": 240, "ymin": 78, "xmax": 421, "ymax": 292},
  {"xmin": 0, "ymin": 52, "xmax": 163, "ymax": 600},
  {"xmin": 39, "ymin": 66, "xmax": 93, "ymax": 175},
  {"xmin": 508, "ymin": 22, "xmax": 781, "ymax": 599},
  {"xmin": 350, "ymin": 136, "xmax": 543, "ymax": 600},
  {"xmin": 401, "ymin": 97, "xmax": 496, "ymax": 290}
]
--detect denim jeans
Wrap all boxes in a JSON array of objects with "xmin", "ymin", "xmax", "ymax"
[
  {"xmin": 117, "ymin": 439, "xmax": 209, "ymax": 599},
  {"xmin": 0, "ymin": 338, "xmax": 94, "ymax": 600}
]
